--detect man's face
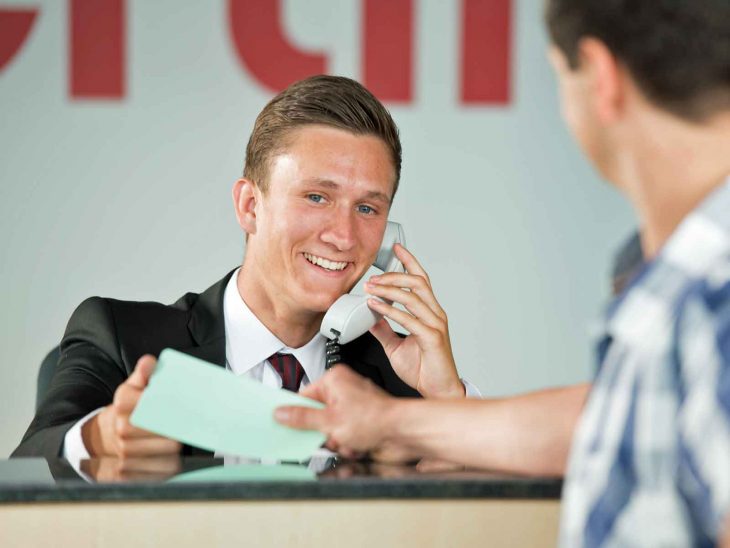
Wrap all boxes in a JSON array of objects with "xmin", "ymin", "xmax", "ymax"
[
  {"xmin": 245, "ymin": 125, "xmax": 394, "ymax": 315},
  {"xmin": 548, "ymin": 45, "xmax": 614, "ymax": 179}
]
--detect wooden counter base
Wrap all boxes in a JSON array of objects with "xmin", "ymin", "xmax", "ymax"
[{"xmin": 1, "ymin": 498, "xmax": 560, "ymax": 547}]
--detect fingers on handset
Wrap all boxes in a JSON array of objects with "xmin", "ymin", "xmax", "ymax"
[
  {"xmin": 368, "ymin": 298, "xmax": 442, "ymax": 341},
  {"xmin": 369, "ymin": 318, "xmax": 401, "ymax": 355},
  {"xmin": 367, "ymin": 273, "xmax": 446, "ymax": 320},
  {"xmin": 369, "ymin": 317, "xmax": 395, "ymax": 339},
  {"xmin": 366, "ymin": 285, "xmax": 444, "ymax": 330},
  {"xmin": 393, "ymin": 244, "xmax": 431, "ymax": 283}
]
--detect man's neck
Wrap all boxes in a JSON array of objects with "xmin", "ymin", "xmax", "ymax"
[
  {"xmin": 235, "ymin": 264, "xmax": 323, "ymax": 349},
  {"xmin": 612, "ymin": 109, "xmax": 730, "ymax": 258}
]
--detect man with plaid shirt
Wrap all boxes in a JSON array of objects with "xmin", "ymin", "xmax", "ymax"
[
  {"xmin": 277, "ymin": 1, "xmax": 730, "ymax": 544},
  {"xmin": 560, "ymin": 178, "xmax": 730, "ymax": 545}
]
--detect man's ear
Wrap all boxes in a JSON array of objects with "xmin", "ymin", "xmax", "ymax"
[
  {"xmin": 232, "ymin": 178, "xmax": 260, "ymax": 235},
  {"xmin": 578, "ymin": 37, "xmax": 624, "ymax": 125}
]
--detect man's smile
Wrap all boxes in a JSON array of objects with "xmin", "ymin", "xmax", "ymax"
[{"xmin": 302, "ymin": 252, "xmax": 353, "ymax": 274}]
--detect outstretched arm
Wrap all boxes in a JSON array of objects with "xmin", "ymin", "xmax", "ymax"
[
  {"xmin": 381, "ymin": 381, "xmax": 589, "ymax": 475},
  {"xmin": 276, "ymin": 366, "xmax": 589, "ymax": 476}
]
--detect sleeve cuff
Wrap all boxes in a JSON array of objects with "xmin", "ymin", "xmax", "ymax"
[
  {"xmin": 461, "ymin": 378, "xmax": 483, "ymax": 398},
  {"xmin": 63, "ymin": 407, "xmax": 104, "ymax": 463}
]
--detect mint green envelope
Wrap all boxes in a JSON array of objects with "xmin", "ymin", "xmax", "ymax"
[{"xmin": 130, "ymin": 348, "xmax": 326, "ymax": 460}]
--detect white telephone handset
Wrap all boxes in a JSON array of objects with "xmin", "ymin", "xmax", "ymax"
[{"xmin": 320, "ymin": 221, "xmax": 405, "ymax": 363}]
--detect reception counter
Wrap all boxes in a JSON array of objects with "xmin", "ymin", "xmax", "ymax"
[{"xmin": 0, "ymin": 457, "xmax": 562, "ymax": 547}]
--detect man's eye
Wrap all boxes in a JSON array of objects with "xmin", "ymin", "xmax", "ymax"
[
  {"xmin": 357, "ymin": 205, "xmax": 376, "ymax": 215},
  {"xmin": 307, "ymin": 194, "xmax": 325, "ymax": 203}
]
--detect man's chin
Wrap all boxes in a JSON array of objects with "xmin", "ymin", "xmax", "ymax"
[
  {"xmin": 296, "ymin": 278, "xmax": 361, "ymax": 315},
  {"xmin": 299, "ymin": 291, "xmax": 346, "ymax": 315}
]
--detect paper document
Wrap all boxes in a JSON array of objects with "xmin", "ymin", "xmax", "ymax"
[{"xmin": 130, "ymin": 348, "xmax": 325, "ymax": 460}]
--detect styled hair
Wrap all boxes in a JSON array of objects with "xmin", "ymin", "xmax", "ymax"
[
  {"xmin": 243, "ymin": 75, "xmax": 402, "ymax": 197},
  {"xmin": 545, "ymin": 0, "xmax": 730, "ymax": 121}
]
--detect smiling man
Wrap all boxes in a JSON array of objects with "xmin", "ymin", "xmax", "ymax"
[{"xmin": 13, "ymin": 75, "xmax": 470, "ymax": 460}]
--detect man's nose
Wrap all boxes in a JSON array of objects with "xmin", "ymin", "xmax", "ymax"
[{"xmin": 320, "ymin": 209, "xmax": 357, "ymax": 251}]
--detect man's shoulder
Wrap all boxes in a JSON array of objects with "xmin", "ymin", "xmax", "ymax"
[
  {"xmin": 66, "ymin": 270, "xmax": 234, "ymax": 331},
  {"xmin": 673, "ymin": 253, "xmax": 730, "ymax": 392},
  {"xmin": 676, "ymin": 252, "xmax": 730, "ymax": 323},
  {"xmin": 60, "ymin": 271, "xmax": 234, "ymax": 366},
  {"xmin": 68, "ymin": 293, "xmax": 198, "ymax": 331},
  {"xmin": 696, "ymin": 252, "xmax": 730, "ymax": 310}
]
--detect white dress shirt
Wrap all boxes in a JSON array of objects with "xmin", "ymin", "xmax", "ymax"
[
  {"xmin": 64, "ymin": 268, "xmax": 481, "ymax": 462},
  {"xmin": 222, "ymin": 269, "xmax": 326, "ymax": 387}
]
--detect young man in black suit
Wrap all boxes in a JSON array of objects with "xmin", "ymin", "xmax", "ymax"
[{"xmin": 13, "ymin": 75, "xmax": 470, "ymax": 460}]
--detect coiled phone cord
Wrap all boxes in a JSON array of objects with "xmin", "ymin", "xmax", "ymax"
[{"xmin": 325, "ymin": 330, "xmax": 341, "ymax": 370}]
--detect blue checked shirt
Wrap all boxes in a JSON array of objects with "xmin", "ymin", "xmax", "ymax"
[{"xmin": 560, "ymin": 176, "xmax": 730, "ymax": 547}]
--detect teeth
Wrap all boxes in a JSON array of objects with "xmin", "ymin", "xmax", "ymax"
[{"xmin": 304, "ymin": 253, "xmax": 348, "ymax": 271}]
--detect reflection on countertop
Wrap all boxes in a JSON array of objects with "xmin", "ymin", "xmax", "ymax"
[{"xmin": 0, "ymin": 457, "xmax": 563, "ymax": 503}]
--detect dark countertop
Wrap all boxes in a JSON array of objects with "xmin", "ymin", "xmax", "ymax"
[{"xmin": 0, "ymin": 457, "xmax": 562, "ymax": 504}]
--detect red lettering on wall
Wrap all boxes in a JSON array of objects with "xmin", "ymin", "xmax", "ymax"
[
  {"xmin": 363, "ymin": 0, "xmax": 413, "ymax": 103},
  {"xmin": 1, "ymin": 3, "xmax": 514, "ymax": 106},
  {"xmin": 461, "ymin": 0, "xmax": 511, "ymax": 104},
  {"xmin": 70, "ymin": 0, "xmax": 125, "ymax": 99},
  {"xmin": 0, "ymin": 8, "xmax": 39, "ymax": 73},
  {"xmin": 228, "ymin": 0, "xmax": 327, "ymax": 93}
]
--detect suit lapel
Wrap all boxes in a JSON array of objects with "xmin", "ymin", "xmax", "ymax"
[
  {"xmin": 179, "ymin": 269, "xmax": 238, "ymax": 457},
  {"xmin": 182, "ymin": 268, "xmax": 238, "ymax": 368}
]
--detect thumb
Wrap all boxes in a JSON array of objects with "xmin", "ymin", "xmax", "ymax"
[
  {"xmin": 274, "ymin": 405, "xmax": 326, "ymax": 431},
  {"xmin": 369, "ymin": 318, "xmax": 401, "ymax": 356},
  {"xmin": 127, "ymin": 354, "xmax": 157, "ymax": 389}
]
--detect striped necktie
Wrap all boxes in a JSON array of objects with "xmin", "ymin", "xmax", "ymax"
[{"xmin": 268, "ymin": 353, "xmax": 305, "ymax": 392}]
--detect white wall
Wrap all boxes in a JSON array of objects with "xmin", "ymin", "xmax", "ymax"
[{"xmin": 0, "ymin": 0, "xmax": 634, "ymax": 456}]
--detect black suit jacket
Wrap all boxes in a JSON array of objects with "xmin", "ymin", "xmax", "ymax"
[{"xmin": 12, "ymin": 270, "xmax": 419, "ymax": 458}]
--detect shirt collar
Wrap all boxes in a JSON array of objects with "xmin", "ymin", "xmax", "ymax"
[
  {"xmin": 222, "ymin": 268, "xmax": 327, "ymax": 382},
  {"xmin": 593, "ymin": 175, "xmax": 730, "ymax": 349}
]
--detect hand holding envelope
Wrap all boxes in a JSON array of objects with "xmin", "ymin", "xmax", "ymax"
[{"xmin": 130, "ymin": 349, "xmax": 326, "ymax": 461}]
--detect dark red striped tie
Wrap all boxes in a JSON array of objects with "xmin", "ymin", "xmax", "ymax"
[{"xmin": 268, "ymin": 353, "xmax": 305, "ymax": 392}]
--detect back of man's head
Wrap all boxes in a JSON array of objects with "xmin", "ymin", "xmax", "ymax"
[
  {"xmin": 545, "ymin": 0, "xmax": 730, "ymax": 121},
  {"xmin": 243, "ymin": 75, "xmax": 402, "ymax": 197}
]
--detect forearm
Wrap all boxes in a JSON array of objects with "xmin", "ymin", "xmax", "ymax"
[{"xmin": 383, "ymin": 383, "xmax": 590, "ymax": 476}]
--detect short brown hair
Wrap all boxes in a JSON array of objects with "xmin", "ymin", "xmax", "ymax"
[
  {"xmin": 545, "ymin": 0, "xmax": 730, "ymax": 121},
  {"xmin": 243, "ymin": 75, "xmax": 402, "ymax": 197}
]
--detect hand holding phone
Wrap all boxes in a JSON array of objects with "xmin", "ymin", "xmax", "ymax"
[
  {"xmin": 319, "ymin": 221, "xmax": 406, "ymax": 346},
  {"xmin": 319, "ymin": 222, "xmax": 464, "ymax": 398},
  {"xmin": 364, "ymin": 245, "xmax": 465, "ymax": 399}
]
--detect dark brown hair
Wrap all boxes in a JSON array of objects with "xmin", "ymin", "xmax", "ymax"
[
  {"xmin": 243, "ymin": 75, "xmax": 402, "ymax": 197},
  {"xmin": 545, "ymin": 0, "xmax": 730, "ymax": 121}
]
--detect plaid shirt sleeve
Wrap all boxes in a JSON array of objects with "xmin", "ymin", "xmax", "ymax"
[{"xmin": 676, "ymin": 266, "xmax": 730, "ymax": 541}]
